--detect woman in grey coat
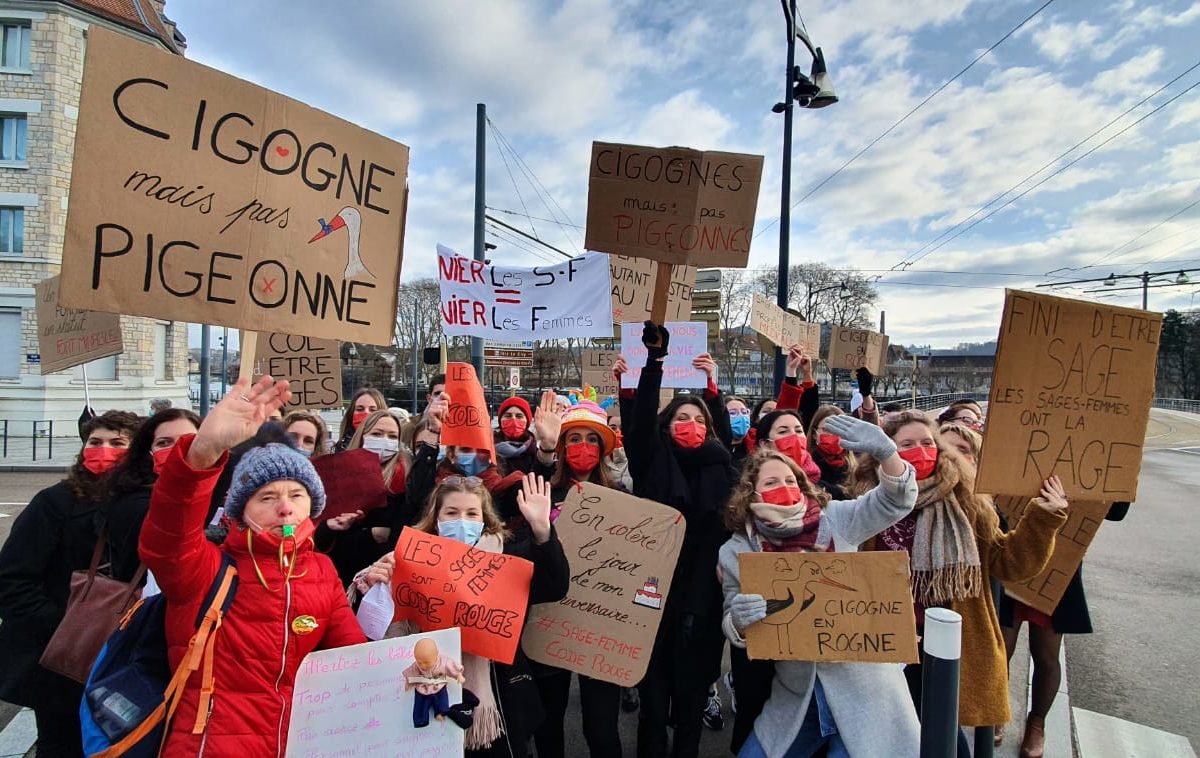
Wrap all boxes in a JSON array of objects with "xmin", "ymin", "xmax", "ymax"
[{"xmin": 719, "ymin": 415, "xmax": 920, "ymax": 757}]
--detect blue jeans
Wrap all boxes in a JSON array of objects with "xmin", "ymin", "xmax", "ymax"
[
  {"xmin": 737, "ymin": 679, "xmax": 849, "ymax": 758},
  {"xmin": 413, "ymin": 687, "xmax": 450, "ymax": 728}
]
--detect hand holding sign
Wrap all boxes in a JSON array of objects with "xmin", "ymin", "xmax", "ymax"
[
  {"xmin": 1033, "ymin": 475, "xmax": 1070, "ymax": 516},
  {"xmin": 642, "ymin": 320, "xmax": 670, "ymax": 360},
  {"xmin": 692, "ymin": 352, "xmax": 717, "ymax": 381}
]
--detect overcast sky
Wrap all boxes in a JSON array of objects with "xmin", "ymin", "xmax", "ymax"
[{"xmin": 173, "ymin": 0, "xmax": 1200, "ymax": 349}]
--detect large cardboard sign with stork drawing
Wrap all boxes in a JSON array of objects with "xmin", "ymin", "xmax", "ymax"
[
  {"xmin": 59, "ymin": 26, "xmax": 408, "ymax": 346},
  {"xmin": 738, "ymin": 551, "xmax": 918, "ymax": 663}
]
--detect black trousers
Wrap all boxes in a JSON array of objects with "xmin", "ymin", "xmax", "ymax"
[
  {"xmin": 636, "ymin": 614, "xmax": 723, "ymax": 758},
  {"xmin": 534, "ymin": 669, "xmax": 621, "ymax": 758},
  {"xmin": 35, "ymin": 697, "xmax": 83, "ymax": 758}
]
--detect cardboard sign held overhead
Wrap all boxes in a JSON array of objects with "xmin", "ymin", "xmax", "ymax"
[
  {"xmin": 441, "ymin": 362, "xmax": 495, "ymax": 462},
  {"xmin": 585, "ymin": 142, "xmax": 764, "ymax": 269},
  {"xmin": 827, "ymin": 327, "xmax": 889, "ymax": 374},
  {"xmin": 59, "ymin": 27, "xmax": 408, "ymax": 346},
  {"xmin": 392, "ymin": 528, "xmax": 533, "ymax": 664},
  {"xmin": 34, "ymin": 275, "xmax": 123, "ymax": 375},
  {"xmin": 253, "ymin": 332, "xmax": 342, "ymax": 410},
  {"xmin": 522, "ymin": 483, "xmax": 685, "ymax": 686},
  {"xmin": 609, "ymin": 256, "xmax": 696, "ymax": 326},
  {"xmin": 750, "ymin": 294, "xmax": 823, "ymax": 354},
  {"xmin": 620, "ymin": 322, "xmax": 708, "ymax": 389},
  {"xmin": 977, "ymin": 290, "xmax": 1161, "ymax": 500}
]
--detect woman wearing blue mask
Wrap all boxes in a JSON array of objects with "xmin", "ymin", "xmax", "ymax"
[{"xmin": 726, "ymin": 396, "xmax": 753, "ymax": 469}]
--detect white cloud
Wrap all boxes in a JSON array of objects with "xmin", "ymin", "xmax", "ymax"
[{"xmin": 1032, "ymin": 20, "xmax": 1105, "ymax": 63}]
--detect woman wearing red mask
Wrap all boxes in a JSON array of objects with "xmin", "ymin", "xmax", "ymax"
[
  {"xmin": 806, "ymin": 405, "xmax": 857, "ymax": 499},
  {"xmin": 854, "ymin": 411, "xmax": 1067, "ymax": 757},
  {"xmin": 753, "ymin": 410, "xmax": 826, "ymax": 489},
  {"xmin": 103, "ymin": 408, "xmax": 201, "ymax": 582},
  {"xmin": 494, "ymin": 396, "xmax": 539, "ymax": 475},
  {"xmin": 0, "ymin": 410, "xmax": 141, "ymax": 757},
  {"xmin": 334, "ymin": 387, "xmax": 386, "ymax": 452}
]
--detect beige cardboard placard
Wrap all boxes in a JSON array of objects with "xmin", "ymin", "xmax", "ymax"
[
  {"xmin": 977, "ymin": 290, "xmax": 1161, "ymax": 501},
  {"xmin": 782, "ymin": 313, "xmax": 823, "ymax": 355},
  {"xmin": 35, "ymin": 275, "xmax": 123, "ymax": 375},
  {"xmin": 827, "ymin": 327, "xmax": 889, "ymax": 374},
  {"xmin": 585, "ymin": 142, "xmax": 764, "ymax": 268},
  {"xmin": 739, "ymin": 551, "xmax": 919, "ymax": 663},
  {"xmin": 521, "ymin": 483, "xmax": 686, "ymax": 686},
  {"xmin": 994, "ymin": 496, "xmax": 1109, "ymax": 616},
  {"xmin": 750, "ymin": 293, "xmax": 784, "ymax": 345},
  {"xmin": 609, "ymin": 256, "xmax": 695, "ymax": 325},
  {"xmin": 252, "ymin": 332, "xmax": 342, "ymax": 410},
  {"xmin": 582, "ymin": 349, "xmax": 621, "ymax": 399},
  {"xmin": 59, "ymin": 26, "xmax": 408, "ymax": 346}
]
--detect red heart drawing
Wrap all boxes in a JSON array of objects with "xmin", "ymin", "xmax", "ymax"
[{"xmin": 275, "ymin": 146, "xmax": 290, "ymax": 157}]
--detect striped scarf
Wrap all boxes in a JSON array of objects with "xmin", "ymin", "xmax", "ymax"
[{"xmin": 748, "ymin": 497, "xmax": 834, "ymax": 552}]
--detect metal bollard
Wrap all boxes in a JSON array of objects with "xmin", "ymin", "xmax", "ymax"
[{"xmin": 919, "ymin": 607, "xmax": 962, "ymax": 758}]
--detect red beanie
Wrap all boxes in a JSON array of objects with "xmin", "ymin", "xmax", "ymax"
[{"xmin": 498, "ymin": 396, "xmax": 532, "ymax": 421}]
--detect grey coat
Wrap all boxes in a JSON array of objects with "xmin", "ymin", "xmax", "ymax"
[{"xmin": 719, "ymin": 464, "xmax": 921, "ymax": 758}]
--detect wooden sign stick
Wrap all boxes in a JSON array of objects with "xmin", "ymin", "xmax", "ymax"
[
  {"xmin": 239, "ymin": 330, "xmax": 259, "ymax": 384},
  {"xmin": 648, "ymin": 261, "xmax": 674, "ymax": 333}
]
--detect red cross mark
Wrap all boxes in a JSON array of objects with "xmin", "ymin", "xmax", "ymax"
[{"xmin": 261, "ymin": 277, "xmax": 276, "ymax": 294}]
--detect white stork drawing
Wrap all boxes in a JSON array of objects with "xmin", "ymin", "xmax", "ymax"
[{"xmin": 309, "ymin": 206, "xmax": 375, "ymax": 280}]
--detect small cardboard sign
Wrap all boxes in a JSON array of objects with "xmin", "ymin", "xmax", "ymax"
[
  {"xmin": 585, "ymin": 142, "xmax": 764, "ymax": 268},
  {"xmin": 310, "ymin": 449, "xmax": 387, "ymax": 524},
  {"xmin": 521, "ymin": 483, "xmax": 686, "ymax": 686},
  {"xmin": 609, "ymin": 255, "xmax": 695, "ymax": 325},
  {"xmin": 34, "ymin": 275, "xmax": 123, "ymax": 374},
  {"xmin": 751, "ymin": 294, "xmax": 822, "ymax": 353},
  {"xmin": 391, "ymin": 528, "xmax": 533, "ymax": 664},
  {"xmin": 994, "ymin": 496, "xmax": 1109, "ymax": 616},
  {"xmin": 738, "ymin": 551, "xmax": 919, "ymax": 663},
  {"xmin": 977, "ymin": 290, "xmax": 1161, "ymax": 500},
  {"xmin": 253, "ymin": 332, "xmax": 342, "ymax": 410},
  {"xmin": 582, "ymin": 349, "xmax": 621, "ymax": 399},
  {"xmin": 285, "ymin": 629, "xmax": 463, "ymax": 757},
  {"xmin": 827, "ymin": 327, "xmax": 889, "ymax": 374},
  {"xmin": 59, "ymin": 27, "xmax": 408, "ymax": 346},
  {"xmin": 441, "ymin": 362, "xmax": 495, "ymax": 462},
  {"xmin": 619, "ymin": 321, "xmax": 708, "ymax": 390}
]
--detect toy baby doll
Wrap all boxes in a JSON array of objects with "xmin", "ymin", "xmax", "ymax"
[{"xmin": 403, "ymin": 637, "xmax": 466, "ymax": 728}]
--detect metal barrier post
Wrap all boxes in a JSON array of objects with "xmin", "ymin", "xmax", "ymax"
[
  {"xmin": 49, "ymin": 420, "xmax": 53, "ymax": 460},
  {"xmin": 919, "ymin": 607, "xmax": 962, "ymax": 758},
  {"xmin": 2, "ymin": 419, "xmax": 6, "ymax": 457},
  {"xmin": 32, "ymin": 420, "xmax": 39, "ymax": 462}
]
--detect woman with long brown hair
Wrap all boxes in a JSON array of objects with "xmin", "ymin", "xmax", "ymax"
[{"xmin": 334, "ymin": 387, "xmax": 386, "ymax": 451}]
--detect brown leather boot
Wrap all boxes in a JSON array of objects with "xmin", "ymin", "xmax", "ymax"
[
  {"xmin": 994, "ymin": 722, "xmax": 1005, "ymax": 747},
  {"xmin": 1020, "ymin": 714, "xmax": 1046, "ymax": 758}
]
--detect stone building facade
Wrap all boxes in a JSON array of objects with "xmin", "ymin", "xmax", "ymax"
[{"xmin": 0, "ymin": 0, "xmax": 189, "ymax": 432}]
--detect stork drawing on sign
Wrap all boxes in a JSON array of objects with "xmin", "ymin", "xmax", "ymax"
[
  {"xmin": 761, "ymin": 557, "xmax": 856, "ymax": 656},
  {"xmin": 309, "ymin": 206, "xmax": 375, "ymax": 279}
]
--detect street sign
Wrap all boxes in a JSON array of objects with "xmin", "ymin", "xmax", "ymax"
[
  {"xmin": 484, "ymin": 346, "xmax": 534, "ymax": 368},
  {"xmin": 695, "ymin": 269, "xmax": 722, "ymax": 290},
  {"xmin": 691, "ymin": 291, "xmax": 721, "ymax": 311},
  {"xmin": 509, "ymin": 367, "xmax": 521, "ymax": 389}
]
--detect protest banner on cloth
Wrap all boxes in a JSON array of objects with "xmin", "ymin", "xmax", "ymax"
[
  {"xmin": 609, "ymin": 256, "xmax": 695, "ymax": 324},
  {"xmin": 522, "ymin": 483, "xmax": 685, "ymax": 685},
  {"xmin": 252, "ymin": 332, "xmax": 342, "ymax": 409},
  {"xmin": 584, "ymin": 142, "xmax": 764, "ymax": 269},
  {"xmin": 441, "ymin": 362, "xmax": 495, "ymax": 462},
  {"xmin": 34, "ymin": 275, "xmax": 123, "ymax": 374},
  {"xmin": 619, "ymin": 321, "xmax": 707, "ymax": 389},
  {"xmin": 994, "ymin": 495, "xmax": 1111, "ymax": 615},
  {"xmin": 977, "ymin": 290, "xmax": 1161, "ymax": 500},
  {"xmin": 58, "ymin": 27, "xmax": 408, "ymax": 346},
  {"xmin": 738, "ymin": 551, "xmax": 919, "ymax": 663},
  {"xmin": 310, "ymin": 449, "xmax": 387, "ymax": 524},
  {"xmin": 826, "ymin": 327, "xmax": 889, "ymax": 374},
  {"xmin": 285, "ymin": 629, "xmax": 463, "ymax": 757},
  {"xmin": 391, "ymin": 527, "xmax": 533, "ymax": 664},
  {"xmin": 437, "ymin": 244, "xmax": 612, "ymax": 341}
]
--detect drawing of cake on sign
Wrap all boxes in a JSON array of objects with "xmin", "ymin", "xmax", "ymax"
[{"xmin": 633, "ymin": 577, "xmax": 662, "ymax": 609}]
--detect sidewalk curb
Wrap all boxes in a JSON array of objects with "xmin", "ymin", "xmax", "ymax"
[{"xmin": 0, "ymin": 464, "xmax": 70, "ymax": 473}]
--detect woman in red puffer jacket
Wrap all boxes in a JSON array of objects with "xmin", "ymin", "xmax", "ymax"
[{"xmin": 139, "ymin": 376, "xmax": 366, "ymax": 757}]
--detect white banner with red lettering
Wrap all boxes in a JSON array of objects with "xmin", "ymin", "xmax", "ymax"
[{"xmin": 437, "ymin": 244, "xmax": 613, "ymax": 340}]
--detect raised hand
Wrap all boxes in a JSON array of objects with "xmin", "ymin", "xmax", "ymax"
[
  {"xmin": 516, "ymin": 472, "xmax": 553, "ymax": 544},
  {"xmin": 786, "ymin": 344, "xmax": 813, "ymax": 381},
  {"xmin": 612, "ymin": 356, "xmax": 629, "ymax": 384},
  {"xmin": 822, "ymin": 414, "xmax": 896, "ymax": 461},
  {"xmin": 693, "ymin": 352, "xmax": 717, "ymax": 381},
  {"xmin": 532, "ymin": 390, "xmax": 562, "ymax": 452},
  {"xmin": 641, "ymin": 320, "xmax": 669, "ymax": 361},
  {"xmin": 189, "ymin": 376, "xmax": 292, "ymax": 469},
  {"xmin": 325, "ymin": 510, "xmax": 364, "ymax": 532},
  {"xmin": 1033, "ymin": 475, "xmax": 1069, "ymax": 515}
]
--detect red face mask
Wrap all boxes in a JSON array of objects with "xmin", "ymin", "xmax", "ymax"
[
  {"xmin": 899, "ymin": 446, "xmax": 938, "ymax": 480},
  {"xmin": 500, "ymin": 418, "xmax": 527, "ymax": 440},
  {"xmin": 757, "ymin": 485, "xmax": 804, "ymax": 507},
  {"xmin": 351, "ymin": 411, "xmax": 369, "ymax": 428},
  {"xmin": 565, "ymin": 441, "xmax": 601, "ymax": 476},
  {"xmin": 151, "ymin": 446, "xmax": 173, "ymax": 474},
  {"xmin": 82, "ymin": 446, "xmax": 126, "ymax": 475},
  {"xmin": 671, "ymin": 419, "xmax": 706, "ymax": 449},
  {"xmin": 773, "ymin": 433, "xmax": 810, "ymax": 466},
  {"xmin": 817, "ymin": 433, "xmax": 845, "ymax": 459}
]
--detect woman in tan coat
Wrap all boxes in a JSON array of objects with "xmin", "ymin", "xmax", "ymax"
[{"xmin": 853, "ymin": 410, "xmax": 1067, "ymax": 756}]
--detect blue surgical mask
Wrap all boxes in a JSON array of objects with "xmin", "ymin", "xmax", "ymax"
[
  {"xmin": 457, "ymin": 454, "xmax": 487, "ymax": 477},
  {"xmin": 730, "ymin": 415, "xmax": 751, "ymax": 438},
  {"xmin": 295, "ymin": 448, "xmax": 312, "ymax": 458},
  {"xmin": 437, "ymin": 445, "xmax": 447, "ymax": 462},
  {"xmin": 438, "ymin": 518, "xmax": 484, "ymax": 546}
]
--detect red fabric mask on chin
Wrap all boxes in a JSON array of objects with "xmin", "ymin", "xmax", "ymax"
[
  {"xmin": 82, "ymin": 446, "xmax": 126, "ymax": 475},
  {"xmin": 671, "ymin": 420, "xmax": 706, "ymax": 449},
  {"xmin": 565, "ymin": 442, "xmax": 601, "ymax": 476},
  {"xmin": 500, "ymin": 418, "xmax": 527, "ymax": 440},
  {"xmin": 773, "ymin": 433, "xmax": 822, "ymax": 482},
  {"xmin": 899, "ymin": 446, "xmax": 938, "ymax": 480}
]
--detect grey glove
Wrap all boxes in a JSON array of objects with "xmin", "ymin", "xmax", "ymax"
[
  {"xmin": 823, "ymin": 414, "xmax": 896, "ymax": 460},
  {"xmin": 729, "ymin": 593, "xmax": 767, "ymax": 633}
]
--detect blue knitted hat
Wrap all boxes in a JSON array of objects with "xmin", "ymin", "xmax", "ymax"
[{"xmin": 223, "ymin": 443, "xmax": 326, "ymax": 522}]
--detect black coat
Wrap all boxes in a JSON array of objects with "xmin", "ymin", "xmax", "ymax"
[
  {"xmin": 0, "ymin": 481, "xmax": 103, "ymax": 709},
  {"xmin": 104, "ymin": 487, "xmax": 152, "ymax": 583}
]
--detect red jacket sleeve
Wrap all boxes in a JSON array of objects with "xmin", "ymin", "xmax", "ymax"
[
  {"xmin": 319, "ymin": 562, "xmax": 368, "ymax": 649},
  {"xmin": 138, "ymin": 435, "xmax": 228, "ymax": 604}
]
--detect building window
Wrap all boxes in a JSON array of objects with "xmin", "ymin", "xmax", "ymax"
[
  {"xmin": 154, "ymin": 322, "xmax": 167, "ymax": 380},
  {"xmin": 74, "ymin": 354, "xmax": 117, "ymax": 381},
  {"xmin": 0, "ymin": 115, "xmax": 27, "ymax": 162},
  {"xmin": 0, "ymin": 309, "xmax": 19, "ymax": 378},
  {"xmin": 0, "ymin": 207, "xmax": 22, "ymax": 253},
  {"xmin": 1, "ymin": 23, "xmax": 31, "ymax": 69}
]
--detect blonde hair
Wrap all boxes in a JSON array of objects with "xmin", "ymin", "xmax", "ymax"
[
  {"xmin": 724, "ymin": 450, "xmax": 830, "ymax": 532},
  {"xmin": 283, "ymin": 411, "xmax": 329, "ymax": 456},
  {"xmin": 413, "ymin": 477, "xmax": 510, "ymax": 540},
  {"xmin": 939, "ymin": 423, "xmax": 982, "ymax": 460},
  {"xmin": 348, "ymin": 409, "xmax": 411, "ymax": 489},
  {"xmin": 807, "ymin": 404, "xmax": 857, "ymax": 476}
]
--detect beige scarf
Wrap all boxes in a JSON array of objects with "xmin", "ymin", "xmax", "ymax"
[{"xmin": 909, "ymin": 461, "xmax": 982, "ymax": 606}]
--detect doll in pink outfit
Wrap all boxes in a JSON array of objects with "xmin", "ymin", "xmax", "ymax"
[{"xmin": 403, "ymin": 638, "xmax": 466, "ymax": 728}]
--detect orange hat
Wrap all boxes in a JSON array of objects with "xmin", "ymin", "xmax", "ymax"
[{"xmin": 560, "ymin": 401, "xmax": 618, "ymax": 456}]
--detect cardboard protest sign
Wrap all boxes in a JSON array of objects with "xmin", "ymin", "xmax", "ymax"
[
  {"xmin": 521, "ymin": 483, "xmax": 686, "ymax": 685},
  {"xmin": 585, "ymin": 142, "xmax": 764, "ymax": 268},
  {"xmin": 310, "ymin": 449, "xmax": 387, "ymax": 524},
  {"xmin": 750, "ymin": 293, "xmax": 785, "ymax": 346},
  {"xmin": 441, "ymin": 362, "xmax": 495, "ymax": 462},
  {"xmin": 437, "ymin": 245, "xmax": 612, "ymax": 340},
  {"xmin": 59, "ymin": 27, "xmax": 408, "ymax": 346},
  {"xmin": 993, "ymin": 495, "xmax": 1110, "ymax": 615},
  {"xmin": 609, "ymin": 255, "xmax": 695, "ymax": 324},
  {"xmin": 783, "ymin": 313, "xmax": 823, "ymax": 355},
  {"xmin": 738, "ymin": 551, "xmax": 919, "ymax": 663},
  {"xmin": 391, "ymin": 527, "xmax": 533, "ymax": 664},
  {"xmin": 827, "ymin": 327, "xmax": 889, "ymax": 374},
  {"xmin": 619, "ymin": 321, "xmax": 707, "ymax": 389},
  {"xmin": 253, "ymin": 332, "xmax": 342, "ymax": 409},
  {"xmin": 582, "ymin": 349, "xmax": 621, "ymax": 399},
  {"xmin": 34, "ymin": 275, "xmax": 123, "ymax": 374},
  {"xmin": 285, "ymin": 629, "xmax": 463, "ymax": 757},
  {"xmin": 977, "ymin": 290, "xmax": 1161, "ymax": 500}
]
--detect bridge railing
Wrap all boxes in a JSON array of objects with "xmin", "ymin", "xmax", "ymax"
[{"xmin": 1153, "ymin": 398, "xmax": 1200, "ymax": 414}]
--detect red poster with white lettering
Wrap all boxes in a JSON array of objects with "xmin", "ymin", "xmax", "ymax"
[{"xmin": 391, "ymin": 527, "xmax": 533, "ymax": 664}]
